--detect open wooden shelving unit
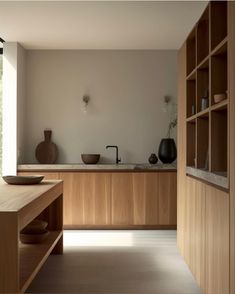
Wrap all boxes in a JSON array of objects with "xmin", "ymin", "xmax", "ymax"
[
  {"xmin": 20, "ymin": 231, "xmax": 62, "ymax": 293},
  {"xmin": 186, "ymin": 1, "xmax": 229, "ymax": 188},
  {"xmin": 0, "ymin": 181, "xmax": 63, "ymax": 293}
]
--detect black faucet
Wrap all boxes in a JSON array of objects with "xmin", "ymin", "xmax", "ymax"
[{"xmin": 106, "ymin": 145, "xmax": 121, "ymax": 164}]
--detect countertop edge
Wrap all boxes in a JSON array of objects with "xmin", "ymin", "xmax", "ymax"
[
  {"xmin": 17, "ymin": 164, "xmax": 177, "ymax": 172},
  {"xmin": 186, "ymin": 166, "xmax": 228, "ymax": 190}
]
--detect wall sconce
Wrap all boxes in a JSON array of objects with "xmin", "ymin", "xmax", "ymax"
[
  {"xmin": 82, "ymin": 95, "xmax": 90, "ymax": 113},
  {"xmin": 163, "ymin": 95, "xmax": 171, "ymax": 113}
]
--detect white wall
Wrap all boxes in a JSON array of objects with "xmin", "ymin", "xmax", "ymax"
[{"xmin": 23, "ymin": 50, "xmax": 177, "ymax": 164}]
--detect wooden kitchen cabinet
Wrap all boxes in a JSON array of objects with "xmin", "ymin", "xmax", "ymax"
[
  {"xmin": 59, "ymin": 172, "xmax": 111, "ymax": 227},
  {"xmin": 158, "ymin": 172, "xmax": 177, "ymax": 225},
  {"xmin": 111, "ymin": 172, "xmax": 177, "ymax": 227},
  {"xmin": 132, "ymin": 173, "xmax": 159, "ymax": 225},
  {"xmin": 111, "ymin": 173, "xmax": 134, "ymax": 225},
  {"xmin": 205, "ymin": 186, "xmax": 229, "ymax": 294},
  {"xmin": 18, "ymin": 170, "xmax": 177, "ymax": 228}
]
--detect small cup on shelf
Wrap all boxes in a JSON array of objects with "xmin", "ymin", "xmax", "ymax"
[{"xmin": 214, "ymin": 93, "xmax": 227, "ymax": 104}]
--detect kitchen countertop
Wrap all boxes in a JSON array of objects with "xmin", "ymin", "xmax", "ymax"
[
  {"xmin": 17, "ymin": 163, "xmax": 177, "ymax": 172},
  {"xmin": 186, "ymin": 166, "xmax": 228, "ymax": 189}
]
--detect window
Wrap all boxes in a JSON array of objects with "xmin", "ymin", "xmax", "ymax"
[{"xmin": 0, "ymin": 43, "xmax": 2, "ymax": 175}]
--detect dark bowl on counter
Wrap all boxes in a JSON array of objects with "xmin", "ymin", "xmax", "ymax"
[{"xmin": 81, "ymin": 154, "xmax": 100, "ymax": 164}]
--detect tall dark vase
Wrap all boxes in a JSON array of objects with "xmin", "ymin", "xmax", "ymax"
[{"xmin": 158, "ymin": 138, "xmax": 177, "ymax": 164}]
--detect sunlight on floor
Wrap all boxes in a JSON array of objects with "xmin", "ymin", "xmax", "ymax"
[{"xmin": 64, "ymin": 230, "xmax": 134, "ymax": 247}]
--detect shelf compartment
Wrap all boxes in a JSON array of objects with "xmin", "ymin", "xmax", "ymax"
[
  {"xmin": 211, "ymin": 108, "xmax": 228, "ymax": 174},
  {"xmin": 187, "ymin": 120, "xmax": 196, "ymax": 167},
  {"xmin": 197, "ymin": 6, "xmax": 209, "ymax": 65},
  {"xmin": 197, "ymin": 114, "xmax": 209, "ymax": 170},
  {"xmin": 20, "ymin": 230, "xmax": 63, "ymax": 293},
  {"xmin": 211, "ymin": 43, "xmax": 227, "ymax": 105},
  {"xmin": 197, "ymin": 59, "xmax": 209, "ymax": 112},
  {"xmin": 186, "ymin": 29, "xmax": 196, "ymax": 76},
  {"xmin": 187, "ymin": 78, "xmax": 196, "ymax": 118},
  {"xmin": 210, "ymin": 1, "xmax": 227, "ymax": 51}
]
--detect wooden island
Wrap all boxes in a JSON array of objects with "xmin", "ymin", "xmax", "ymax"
[{"xmin": 0, "ymin": 180, "xmax": 63, "ymax": 293}]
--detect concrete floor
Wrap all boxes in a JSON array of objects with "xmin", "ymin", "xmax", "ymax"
[{"xmin": 27, "ymin": 230, "xmax": 202, "ymax": 294}]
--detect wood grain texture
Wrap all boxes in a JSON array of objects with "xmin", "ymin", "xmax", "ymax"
[
  {"xmin": 205, "ymin": 186, "xmax": 229, "ymax": 294},
  {"xmin": 132, "ymin": 173, "xmax": 146, "ymax": 225},
  {"xmin": 59, "ymin": 172, "xmax": 111, "ymax": 226},
  {"xmin": 19, "ymin": 171, "xmax": 176, "ymax": 228},
  {"xmin": 144, "ymin": 173, "xmax": 159, "ymax": 225},
  {"xmin": 228, "ymin": 2, "xmax": 235, "ymax": 293},
  {"xmin": 158, "ymin": 172, "xmax": 177, "ymax": 225},
  {"xmin": 185, "ymin": 177, "xmax": 206, "ymax": 293},
  {"xmin": 178, "ymin": 6, "xmax": 231, "ymax": 292},
  {"xmin": 0, "ymin": 213, "xmax": 19, "ymax": 293},
  {"xmin": 111, "ymin": 173, "xmax": 134, "ymax": 225},
  {"xmin": 177, "ymin": 42, "xmax": 187, "ymax": 255},
  {"xmin": 0, "ymin": 181, "xmax": 63, "ymax": 293}
]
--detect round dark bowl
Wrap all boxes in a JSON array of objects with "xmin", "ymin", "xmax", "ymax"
[{"xmin": 81, "ymin": 154, "xmax": 100, "ymax": 164}]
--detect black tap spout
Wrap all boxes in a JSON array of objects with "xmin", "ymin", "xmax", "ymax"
[{"xmin": 106, "ymin": 145, "xmax": 121, "ymax": 164}]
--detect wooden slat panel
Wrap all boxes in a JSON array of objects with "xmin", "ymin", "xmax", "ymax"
[
  {"xmin": 205, "ymin": 186, "xmax": 229, "ymax": 294},
  {"xmin": 228, "ymin": 2, "xmax": 235, "ymax": 293},
  {"xmin": 59, "ymin": 172, "xmax": 83, "ymax": 226},
  {"xmin": 158, "ymin": 172, "xmax": 177, "ymax": 225},
  {"xmin": 93, "ymin": 173, "xmax": 111, "ymax": 225},
  {"xmin": 111, "ymin": 173, "xmax": 134, "ymax": 225},
  {"xmin": 177, "ymin": 42, "xmax": 187, "ymax": 255},
  {"xmin": 132, "ymin": 173, "xmax": 146, "ymax": 225},
  {"xmin": 144, "ymin": 173, "xmax": 159, "ymax": 225}
]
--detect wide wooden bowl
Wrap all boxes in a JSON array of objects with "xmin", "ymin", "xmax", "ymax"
[
  {"xmin": 81, "ymin": 154, "xmax": 100, "ymax": 164},
  {"xmin": 20, "ymin": 231, "xmax": 49, "ymax": 244},
  {"xmin": 21, "ymin": 219, "xmax": 48, "ymax": 234},
  {"xmin": 2, "ymin": 175, "xmax": 44, "ymax": 185}
]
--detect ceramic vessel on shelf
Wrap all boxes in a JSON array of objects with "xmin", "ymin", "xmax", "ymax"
[
  {"xmin": 214, "ymin": 93, "xmax": 226, "ymax": 104},
  {"xmin": 148, "ymin": 153, "xmax": 158, "ymax": 164},
  {"xmin": 158, "ymin": 138, "xmax": 177, "ymax": 164}
]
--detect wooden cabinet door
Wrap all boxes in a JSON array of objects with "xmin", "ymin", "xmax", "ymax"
[
  {"xmin": 132, "ymin": 173, "xmax": 145, "ymax": 225},
  {"xmin": 158, "ymin": 172, "xmax": 177, "ymax": 225},
  {"xmin": 59, "ymin": 172, "xmax": 111, "ymax": 226},
  {"xmin": 205, "ymin": 186, "xmax": 229, "ymax": 294},
  {"xmin": 111, "ymin": 173, "xmax": 134, "ymax": 225},
  {"xmin": 111, "ymin": 172, "xmax": 176, "ymax": 226},
  {"xmin": 144, "ymin": 173, "xmax": 159, "ymax": 225}
]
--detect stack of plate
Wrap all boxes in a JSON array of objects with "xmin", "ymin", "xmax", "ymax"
[{"xmin": 20, "ymin": 219, "xmax": 49, "ymax": 244}]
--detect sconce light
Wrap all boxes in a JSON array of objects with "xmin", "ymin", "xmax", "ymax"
[
  {"xmin": 82, "ymin": 95, "xmax": 90, "ymax": 113},
  {"xmin": 163, "ymin": 95, "xmax": 171, "ymax": 113}
]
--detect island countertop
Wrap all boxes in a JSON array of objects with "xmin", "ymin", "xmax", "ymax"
[{"xmin": 17, "ymin": 163, "xmax": 177, "ymax": 172}]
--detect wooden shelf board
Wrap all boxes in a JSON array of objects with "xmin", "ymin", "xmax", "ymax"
[
  {"xmin": 186, "ymin": 68, "xmax": 196, "ymax": 81},
  {"xmin": 211, "ymin": 36, "xmax": 228, "ymax": 56},
  {"xmin": 186, "ymin": 114, "xmax": 197, "ymax": 122},
  {"xmin": 196, "ymin": 108, "xmax": 210, "ymax": 118},
  {"xmin": 211, "ymin": 99, "xmax": 228, "ymax": 111},
  {"xmin": 20, "ymin": 230, "xmax": 62, "ymax": 293},
  {"xmin": 186, "ymin": 108, "xmax": 209, "ymax": 121}
]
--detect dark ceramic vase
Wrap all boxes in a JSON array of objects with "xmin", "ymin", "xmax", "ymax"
[
  {"xmin": 148, "ymin": 153, "xmax": 158, "ymax": 164},
  {"xmin": 158, "ymin": 138, "xmax": 177, "ymax": 164}
]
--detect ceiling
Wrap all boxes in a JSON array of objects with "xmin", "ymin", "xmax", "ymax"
[{"xmin": 0, "ymin": 1, "xmax": 208, "ymax": 50}]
